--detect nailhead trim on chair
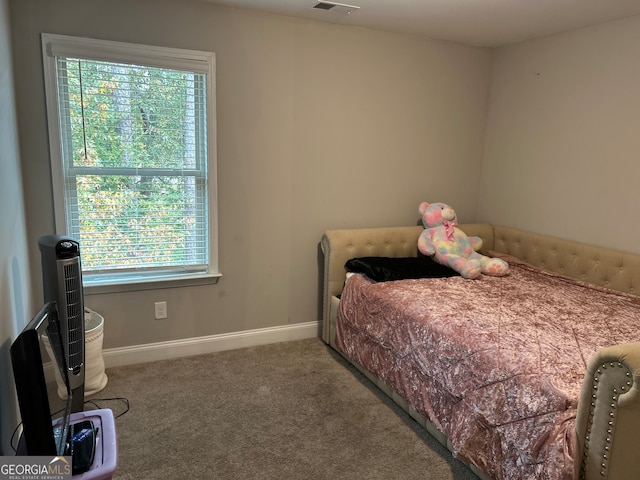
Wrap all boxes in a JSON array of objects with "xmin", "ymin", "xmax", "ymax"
[{"xmin": 580, "ymin": 362, "xmax": 633, "ymax": 479}]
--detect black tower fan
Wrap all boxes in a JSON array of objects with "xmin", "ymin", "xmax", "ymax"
[{"xmin": 38, "ymin": 235, "xmax": 85, "ymax": 413}]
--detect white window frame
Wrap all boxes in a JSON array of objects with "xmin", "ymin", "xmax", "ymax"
[{"xmin": 41, "ymin": 33, "xmax": 220, "ymax": 293}]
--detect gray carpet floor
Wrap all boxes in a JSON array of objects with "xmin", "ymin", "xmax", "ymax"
[{"xmin": 88, "ymin": 338, "xmax": 479, "ymax": 479}]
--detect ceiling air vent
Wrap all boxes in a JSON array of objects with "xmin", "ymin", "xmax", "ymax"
[{"xmin": 313, "ymin": 1, "xmax": 360, "ymax": 14}]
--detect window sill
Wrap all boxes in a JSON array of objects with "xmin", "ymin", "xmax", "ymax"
[{"xmin": 84, "ymin": 272, "xmax": 222, "ymax": 295}]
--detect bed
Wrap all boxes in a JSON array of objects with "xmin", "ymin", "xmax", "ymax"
[{"xmin": 320, "ymin": 224, "xmax": 640, "ymax": 480}]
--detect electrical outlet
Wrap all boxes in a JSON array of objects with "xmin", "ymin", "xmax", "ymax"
[{"xmin": 154, "ymin": 301, "xmax": 167, "ymax": 319}]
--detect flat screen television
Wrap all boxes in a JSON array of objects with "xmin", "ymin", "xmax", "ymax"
[{"xmin": 10, "ymin": 301, "xmax": 73, "ymax": 455}]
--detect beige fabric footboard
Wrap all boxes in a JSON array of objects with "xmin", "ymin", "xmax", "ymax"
[{"xmin": 320, "ymin": 224, "xmax": 640, "ymax": 480}]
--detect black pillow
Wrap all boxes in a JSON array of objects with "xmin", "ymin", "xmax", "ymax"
[{"xmin": 345, "ymin": 256, "xmax": 459, "ymax": 282}]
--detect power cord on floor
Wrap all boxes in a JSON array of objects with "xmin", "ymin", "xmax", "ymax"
[{"xmin": 84, "ymin": 396, "xmax": 130, "ymax": 418}]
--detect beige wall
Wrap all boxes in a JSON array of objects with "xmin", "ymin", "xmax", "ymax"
[
  {"xmin": 478, "ymin": 15, "xmax": 640, "ymax": 254},
  {"xmin": 1, "ymin": 0, "xmax": 30, "ymax": 454},
  {"xmin": 9, "ymin": 0, "xmax": 492, "ymax": 348}
]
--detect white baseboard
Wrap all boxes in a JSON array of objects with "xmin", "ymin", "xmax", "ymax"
[{"xmin": 102, "ymin": 321, "xmax": 320, "ymax": 368}]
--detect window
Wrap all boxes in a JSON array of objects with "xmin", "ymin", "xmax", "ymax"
[{"xmin": 41, "ymin": 34, "xmax": 219, "ymax": 291}]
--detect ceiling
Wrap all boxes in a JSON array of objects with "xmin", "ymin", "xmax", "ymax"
[{"xmin": 203, "ymin": 0, "xmax": 640, "ymax": 47}]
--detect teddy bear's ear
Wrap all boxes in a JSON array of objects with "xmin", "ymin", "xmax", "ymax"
[{"xmin": 418, "ymin": 202, "xmax": 430, "ymax": 215}]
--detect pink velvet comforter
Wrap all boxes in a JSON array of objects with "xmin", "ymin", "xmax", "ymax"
[{"xmin": 335, "ymin": 255, "xmax": 640, "ymax": 480}]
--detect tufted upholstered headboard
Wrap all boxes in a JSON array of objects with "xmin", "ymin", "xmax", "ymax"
[
  {"xmin": 490, "ymin": 226, "xmax": 640, "ymax": 295},
  {"xmin": 320, "ymin": 223, "xmax": 640, "ymax": 343}
]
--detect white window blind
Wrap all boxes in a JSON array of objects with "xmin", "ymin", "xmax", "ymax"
[{"xmin": 42, "ymin": 34, "xmax": 218, "ymax": 288}]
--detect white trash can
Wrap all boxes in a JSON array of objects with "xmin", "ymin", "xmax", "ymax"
[
  {"xmin": 44, "ymin": 307, "xmax": 109, "ymax": 399},
  {"xmin": 83, "ymin": 308, "xmax": 109, "ymax": 396}
]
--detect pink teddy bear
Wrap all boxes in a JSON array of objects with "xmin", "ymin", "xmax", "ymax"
[{"xmin": 417, "ymin": 201, "xmax": 508, "ymax": 279}]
